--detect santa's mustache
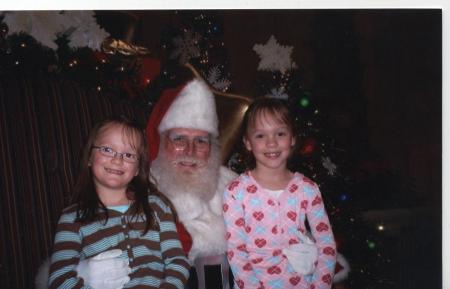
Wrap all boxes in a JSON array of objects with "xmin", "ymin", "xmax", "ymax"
[{"xmin": 171, "ymin": 156, "xmax": 207, "ymax": 167}]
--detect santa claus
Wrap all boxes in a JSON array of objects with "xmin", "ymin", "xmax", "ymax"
[{"xmin": 145, "ymin": 70, "xmax": 239, "ymax": 289}]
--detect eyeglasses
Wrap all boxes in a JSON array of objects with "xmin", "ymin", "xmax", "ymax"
[
  {"xmin": 91, "ymin": 146, "xmax": 139, "ymax": 163},
  {"xmin": 166, "ymin": 133, "xmax": 211, "ymax": 152}
]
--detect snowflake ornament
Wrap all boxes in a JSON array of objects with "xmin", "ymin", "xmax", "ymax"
[
  {"xmin": 3, "ymin": 11, "xmax": 65, "ymax": 49},
  {"xmin": 63, "ymin": 11, "xmax": 110, "ymax": 50},
  {"xmin": 253, "ymin": 35, "xmax": 297, "ymax": 74},
  {"xmin": 207, "ymin": 66, "xmax": 231, "ymax": 91},
  {"xmin": 2, "ymin": 11, "xmax": 109, "ymax": 50},
  {"xmin": 268, "ymin": 86, "xmax": 289, "ymax": 100},
  {"xmin": 322, "ymin": 156, "xmax": 337, "ymax": 176},
  {"xmin": 170, "ymin": 30, "xmax": 201, "ymax": 64}
]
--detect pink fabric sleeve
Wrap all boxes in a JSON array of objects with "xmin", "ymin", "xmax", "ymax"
[
  {"xmin": 303, "ymin": 176, "xmax": 337, "ymax": 289},
  {"xmin": 223, "ymin": 179, "xmax": 261, "ymax": 289}
]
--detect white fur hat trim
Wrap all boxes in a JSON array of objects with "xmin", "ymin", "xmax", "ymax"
[{"xmin": 158, "ymin": 78, "xmax": 218, "ymax": 136}]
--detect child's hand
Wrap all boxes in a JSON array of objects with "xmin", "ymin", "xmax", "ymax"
[{"xmin": 77, "ymin": 249, "xmax": 131, "ymax": 289}]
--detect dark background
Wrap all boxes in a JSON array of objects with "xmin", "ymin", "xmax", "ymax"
[
  {"xmin": 0, "ymin": 9, "xmax": 442, "ymax": 289},
  {"xmin": 110, "ymin": 9, "xmax": 441, "ymax": 202}
]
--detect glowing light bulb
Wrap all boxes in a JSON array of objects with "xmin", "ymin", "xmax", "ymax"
[
  {"xmin": 367, "ymin": 240, "xmax": 376, "ymax": 249},
  {"xmin": 300, "ymin": 97, "xmax": 309, "ymax": 107}
]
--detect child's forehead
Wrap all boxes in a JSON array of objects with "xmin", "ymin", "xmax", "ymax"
[
  {"xmin": 251, "ymin": 109, "xmax": 287, "ymax": 127},
  {"xmin": 97, "ymin": 123, "xmax": 142, "ymax": 145},
  {"xmin": 97, "ymin": 122, "xmax": 125, "ymax": 135}
]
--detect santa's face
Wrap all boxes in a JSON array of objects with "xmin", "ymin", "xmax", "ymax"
[
  {"xmin": 162, "ymin": 128, "xmax": 211, "ymax": 174},
  {"xmin": 151, "ymin": 129, "xmax": 220, "ymax": 202}
]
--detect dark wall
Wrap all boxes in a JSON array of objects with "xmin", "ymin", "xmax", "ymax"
[
  {"xmin": 127, "ymin": 9, "xmax": 441, "ymax": 202},
  {"xmin": 355, "ymin": 10, "xmax": 441, "ymax": 204}
]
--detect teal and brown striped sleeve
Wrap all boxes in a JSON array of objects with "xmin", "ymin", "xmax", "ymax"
[
  {"xmin": 48, "ymin": 205, "xmax": 88, "ymax": 289},
  {"xmin": 148, "ymin": 195, "xmax": 190, "ymax": 289}
]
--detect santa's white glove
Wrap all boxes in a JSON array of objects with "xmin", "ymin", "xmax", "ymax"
[
  {"xmin": 77, "ymin": 249, "xmax": 131, "ymax": 289},
  {"xmin": 282, "ymin": 232, "xmax": 318, "ymax": 275}
]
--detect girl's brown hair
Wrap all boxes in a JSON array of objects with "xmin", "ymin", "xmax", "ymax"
[{"xmin": 73, "ymin": 116, "xmax": 161, "ymax": 234}]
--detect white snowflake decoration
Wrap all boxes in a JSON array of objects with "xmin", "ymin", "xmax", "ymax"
[
  {"xmin": 267, "ymin": 86, "xmax": 289, "ymax": 100},
  {"xmin": 2, "ymin": 11, "xmax": 109, "ymax": 51},
  {"xmin": 3, "ymin": 11, "xmax": 65, "ymax": 50},
  {"xmin": 322, "ymin": 156, "xmax": 337, "ymax": 176},
  {"xmin": 207, "ymin": 66, "xmax": 231, "ymax": 91},
  {"xmin": 170, "ymin": 30, "xmax": 201, "ymax": 64},
  {"xmin": 63, "ymin": 11, "xmax": 110, "ymax": 50},
  {"xmin": 253, "ymin": 35, "xmax": 297, "ymax": 74}
]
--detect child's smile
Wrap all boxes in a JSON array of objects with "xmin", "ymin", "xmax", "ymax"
[
  {"xmin": 264, "ymin": 151, "xmax": 282, "ymax": 158},
  {"xmin": 104, "ymin": 167, "xmax": 125, "ymax": 175}
]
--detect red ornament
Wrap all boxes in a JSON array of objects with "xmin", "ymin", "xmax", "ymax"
[
  {"xmin": 334, "ymin": 233, "xmax": 345, "ymax": 248},
  {"xmin": 299, "ymin": 137, "xmax": 316, "ymax": 156},
  {"xmin": 92, "ymin": 50, "xmax": 109, "ymax": 63},
  {"xmin": 138, "ymin": 57, "xmax": 160, "ymax": 87}
]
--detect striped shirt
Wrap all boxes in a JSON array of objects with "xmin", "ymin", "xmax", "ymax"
[{"xmin": 49, "ymin": 195, "xmax": 190, "ymax": 289}]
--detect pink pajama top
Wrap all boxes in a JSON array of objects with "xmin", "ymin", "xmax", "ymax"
[{"xmin": 223, "ymin": 172, "xmax": 336, "ymax": 289}]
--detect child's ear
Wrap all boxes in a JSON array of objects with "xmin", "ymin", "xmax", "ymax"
[
  {"xmin": 291, "ymin": 136, "xmax": 296, "ymax": 147},
  {"xmin": 243, "ymin": 136, "xmax": 252, "ymax": 151}
]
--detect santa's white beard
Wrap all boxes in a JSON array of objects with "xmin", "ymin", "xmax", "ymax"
[
  {"xmin": 150, "ymin": 142, "xmax": 228, "ymax": 259},
  {"xmin": 150, "ymin": 143, "xmax": 221, "ymax": 206}
]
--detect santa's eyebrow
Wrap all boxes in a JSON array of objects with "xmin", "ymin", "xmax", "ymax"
[{"xmin": 167, "ymin": 132, "xmax": 185, "ymax": 138}]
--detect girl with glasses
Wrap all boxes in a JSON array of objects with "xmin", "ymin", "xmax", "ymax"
[{"xmin": 48, "ymin": 116, "xmax": 190, "ymax": 289}]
